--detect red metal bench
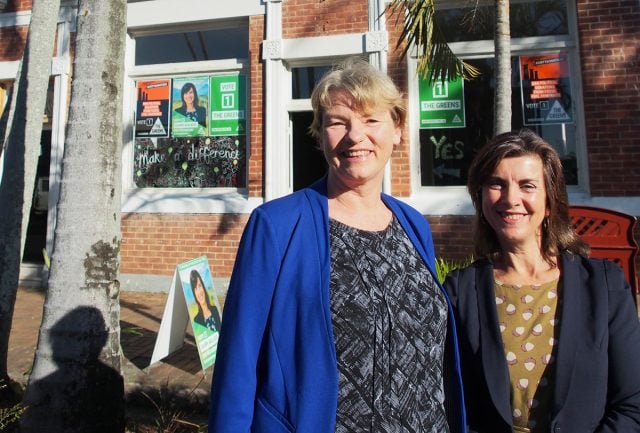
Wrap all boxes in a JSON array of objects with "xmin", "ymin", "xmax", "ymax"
[{"xmin": 569, "ymin": 205, "xmax": 639, "ymax": 306}]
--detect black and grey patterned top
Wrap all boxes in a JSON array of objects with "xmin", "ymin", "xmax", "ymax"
[{"xmin": 329, "ymin": 215, "xmax": 450, "ymax": 433}]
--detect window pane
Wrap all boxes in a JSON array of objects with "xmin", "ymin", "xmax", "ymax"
[
  {"xmin": 133, "ymin": 136, "xmax": 246, "ymax": 188},
  {"xmin": 420, "ymin": 56, "xmax": 577, "ymax": 186},
  {"xmin": 435, "ymin": 0, "xmax": 568, "ymax": 42},
  {"xmin": 135, "ymin": 27, "xmax": 249, "ymax": 65},
  {"xmin": 291, "ymin": 66, "xmax": 331, "ymax": 99}
]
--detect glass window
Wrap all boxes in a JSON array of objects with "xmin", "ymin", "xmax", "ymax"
[
  {"xmin": 435, "ymin": 0, "xmax": 568, "ymax": 42},
  {"xmin": 135, "ymin": 27, "xmax": 249, "ymax": 65},
  {"xmin": 419, "ymin": 56, "xmax": 578, "ymax": 187},
  {"xmin": 130, "ymin": 23, "xmax": 249, "ymax": 190},
  {"xmin": 415, "ymin": 0, "xmax": 580, "ymax": 193},
  {"xmin": 132, "ymin": 74, "xmax": 248, "ymax": 188},
  {"xmin": 291, "ymin": 66, "xmax": 331, "ymax": 99},
  {"xmin": 133, "ymin": 136, "xmax": 246, "ymax": 188}
]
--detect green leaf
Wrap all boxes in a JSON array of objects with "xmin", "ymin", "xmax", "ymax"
[
  {"xmin": 386, "ymin": 0, "xmax": 480, "ymax": 84},
  {"xmin": 435, "ymin": 256, "xmax": 474, "ymax": 283}
]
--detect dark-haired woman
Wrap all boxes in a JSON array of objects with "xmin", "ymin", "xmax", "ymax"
[
  {"xmin": 445, "ymin": 129, "xmax": 640, "ymax": 433},
  {"xmin": 176, "ymin": 82, "xmax": 206, "ymax": 126},
  {"xmin": 189, "ymin": 269, "xmax": 220, "ymax": 332}
]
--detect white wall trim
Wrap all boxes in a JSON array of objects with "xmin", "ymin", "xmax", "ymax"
[
  {"xmin": 0, "ymin": 7, "xmax": 76, "ymax": 28},
  {"xmin": 0, "ymin": 61, "xmax": 18, "ymax": 80},
  {"xmin": 121, "ymin": 189, "xmax": 263, "ymax": 214},
  {"xmin": 0, "ymin": 10, "xmax": 30, "ymax": 27},
  {"xmin": 282, "ymin": 33, "xmax": 369, "ymax": 61},
  {"xmin": 127, "ymin": 0, "xmax": 265, "ymax": 31}
]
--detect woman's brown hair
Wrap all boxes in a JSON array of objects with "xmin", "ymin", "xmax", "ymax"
[{"xmin": 467, "ymin": 128, "xmax": 589, "ymax": 264}]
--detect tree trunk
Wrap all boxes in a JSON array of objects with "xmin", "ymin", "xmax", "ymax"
[
  {"xmin": 493, "ymin": 0, "xmax": 512, "ymax": 135},
  {"xmin": 0, "ymin": 0, "xmax": 60, "ymax": 398},
  {"xmin": 21, "ymin": 0, "xmax": 127, "ymax": 431}
]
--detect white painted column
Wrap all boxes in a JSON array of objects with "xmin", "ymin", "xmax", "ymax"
[
  {"xmin": 369, "ymin": 0, "xmax": 391, "ymax": 194},
  {"xmin": 263, "ymin": 0, "xmax": 290, "ymax": 201},
  {"xmin": 44, "ymin": 9, "xmax": 76, "ymax": 282}
]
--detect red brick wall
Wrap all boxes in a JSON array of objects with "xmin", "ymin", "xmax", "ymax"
[
  {"xmin": 120, "ymin": 213, "xmax": 248, "ymax": 277},
  {"xmin": 282, "ymin": 0, "xmax": 368, "ymax": 39},
  {"xmin": 577, "ymin": 1, "xmax": 640, "ymax": 195},
  {"xmin": 1, "ymin": 0, "xmax": 31, "ymax": 12},
  {"xmin": 248, "ymin": 15, "xmax": 265, "ymax": 197},
  {"xmin": 428, "ymin": 215, "xmax": 475, "ymax": 262},
  {"xmin": 120, "ymin": 15, "xmax": 266, "ymax": 278},
  {"xmin": 0, "ymin": 26, "xmax": 28, "ymax": 61},
  {"xmin": 120, "ymin": 214, "xmax": 478, "ymax": 278},
  {"xmin": 386, "ymin": 6, "xmax": 411, "ymax": 197}
]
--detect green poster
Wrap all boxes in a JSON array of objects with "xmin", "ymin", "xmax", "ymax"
[
  {"xmin": 419, "ymin": 76, "xmax": 466, "ymax": 129},
  {"xmin": 177, "ymin": 256, "xmax": 222, "ymax": 370},
  {"xmin": 209, "ymin": 75, "xmax": 247, "ymax": 136}
]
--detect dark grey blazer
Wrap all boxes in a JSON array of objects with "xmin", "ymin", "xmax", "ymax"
[{"xmin": 444, "ymin": 252, "xmax": 640, "ymax": 433}]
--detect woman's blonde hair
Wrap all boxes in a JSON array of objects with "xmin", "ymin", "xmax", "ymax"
[{"xmin": 308, "ymin": 57, "xmax": 406, "ymax": 141}]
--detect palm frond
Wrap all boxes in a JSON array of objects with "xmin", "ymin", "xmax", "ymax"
[{"xmin": 387, "ymin": 0, "xmax": 480, "ymax": 84}]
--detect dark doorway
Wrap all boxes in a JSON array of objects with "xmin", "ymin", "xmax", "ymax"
[
  {"xmin": 22, "ymin": 130, "xmax": 51, "ymax": 264},
  {"xmin": 291, "ymin": 111, "xmax": 327, "ymax": 191}
]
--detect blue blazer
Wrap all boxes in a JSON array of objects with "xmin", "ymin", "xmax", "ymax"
[
  {"xmin": 209, "ymin": 178, "xmax": 466, "ymax": 433},
  {"xmin": 444, "ymin": 253, "xmax": 640, "ymax": 433}
]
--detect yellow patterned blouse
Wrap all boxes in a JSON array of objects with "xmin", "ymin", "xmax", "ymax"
[{"xmin": 494, "ymin": 278, "xmax": 561, "ymax": 433}]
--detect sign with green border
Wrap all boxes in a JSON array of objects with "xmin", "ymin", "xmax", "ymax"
[
  {"xmin": 209, "ymin": 75, "xmax": 247, "ymax": 136},
  {"xmin": 419, "ymin": 76, "xmax": 466, "ymax": 129}
]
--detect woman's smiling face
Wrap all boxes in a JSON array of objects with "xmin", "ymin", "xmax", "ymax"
[
  {"xmin": 481, "ymin": 154, "xmax": 549, "ymax": 251},
  {"xmin": 183, "ymin": 87, "xmax": 195, "ymax": 105},
  {"xmin": 320, "ymin": 90, "xmax": 401, "ymax": 191}
]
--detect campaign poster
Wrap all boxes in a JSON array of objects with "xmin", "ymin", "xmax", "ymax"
[
  {"xmin": 418, "ymin": 75, "xmax": 465, "ymax": 129},
  {"xmin": 209, "ymin": 74, "xmax": 247, "ymax": 136},
  {"xmin": 135, "ymin": 80, "xmax": 170, "ymax": 138},
  {"xmin": 177, "ymin": 256, "xmax": 222, "ymax": 370},
  {"xmin": 520, "ymin": 53, "xmax": 573, "ymax": 125},
  {"xmin": 171, "ymin": 77, "xmax": 209, "ymax": 138}
]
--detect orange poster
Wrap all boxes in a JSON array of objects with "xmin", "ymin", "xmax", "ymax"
[
  {"xmin": 135, "ymin": 79, "xmax": 171, "ymax": 137},
  {"xmin": 520, "ymin": 53, "xmax": 573, "ymax": 125}
]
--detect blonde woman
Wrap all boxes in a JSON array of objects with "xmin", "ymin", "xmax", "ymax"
[{"xmin": 208, "ymin": 58, "xmax": 466, "ymax": 433}]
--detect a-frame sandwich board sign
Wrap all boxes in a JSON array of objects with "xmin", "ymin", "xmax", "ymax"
[{"xmin": 150, "ymin": 256, "xmax": 222, "ymax": 371}]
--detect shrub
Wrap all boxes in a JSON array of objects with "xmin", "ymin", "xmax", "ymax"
[
  {"xmin": 435, "ymin": 256, "xmax": 474, "ymax": 283},
  {"xmin": 0, "ymin": 380, "xmax": 25, "ymax": 432}
]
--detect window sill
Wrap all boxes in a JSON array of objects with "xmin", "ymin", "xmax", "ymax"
[{"xmin": 121, "ymin": 188, "xmax": 263, "ymax": 214}]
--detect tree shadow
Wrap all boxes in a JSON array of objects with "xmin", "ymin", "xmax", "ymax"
[{"xmin": 21, "ymin": 306, "xmax": 124, "ymax": 433}]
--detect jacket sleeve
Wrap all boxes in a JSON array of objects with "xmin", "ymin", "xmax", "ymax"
[
  {"xmin": 596, "ymin": 261, "xmax": 640, "ymax": 433},
  {"xmin": 208, "ymin": 207, "xmax": 282, "ymax": 433}
]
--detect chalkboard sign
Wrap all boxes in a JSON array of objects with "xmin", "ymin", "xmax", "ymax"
[{"xmin": 133, "ymin": 136, "xmax": 246, "ymax": 188}]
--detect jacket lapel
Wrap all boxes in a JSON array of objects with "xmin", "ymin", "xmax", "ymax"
[
  {"xmin": 476, "ymin": 262, "xmax": 513, "ymax": 425},
  {"xmin": 551, "ymin": 253, "xmax": 581, "ymax": 414}
]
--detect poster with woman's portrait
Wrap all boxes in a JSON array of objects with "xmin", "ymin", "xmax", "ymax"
[
  {"xmin": 177, "ymin": 256, "xmax": 222, "ymax": 369},
  {"xmin": 171, "ymin": 77, "xmax": 209, "ymax": 138}
]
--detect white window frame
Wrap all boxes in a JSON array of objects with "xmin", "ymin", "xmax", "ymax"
[
  {"xmin": 263, "ymin": 35, "xmax": 387, "ymax": 201},
  {"xmin": 122, "ymin": 8, "xmax": 263, "ymax": 214},
  {"xmin": 405, "ymin": 0, "xmax": 597, "ymax": 215}
]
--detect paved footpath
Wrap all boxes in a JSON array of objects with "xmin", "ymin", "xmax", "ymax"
[{"xmin": 8, "ymin": 287, "xmax": 213, "ymax": 397}]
